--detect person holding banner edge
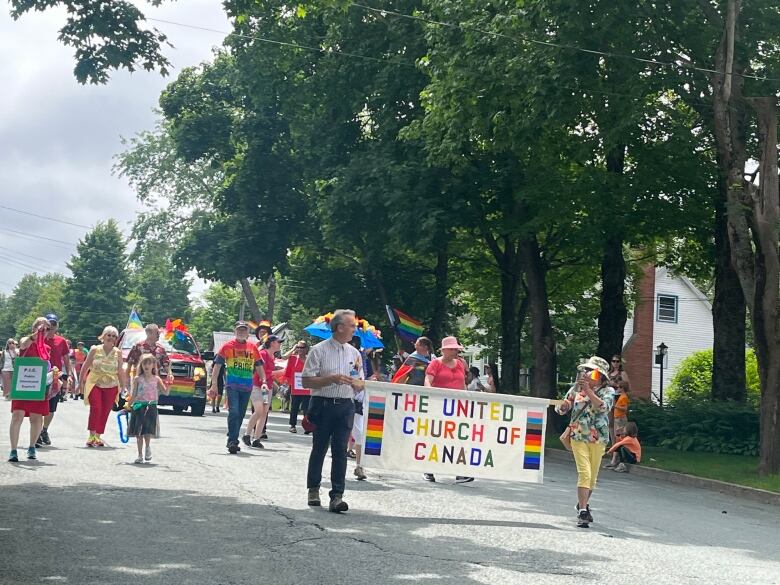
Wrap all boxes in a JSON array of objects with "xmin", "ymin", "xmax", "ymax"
[
  {"xmin": 8, "ymin": 317, "xmax": 51, "ymax": 462},
  {"xmin": 423, "ymin": 336, "xmax": 473, "ymax": 484},
  {"xmin": 302, "ymin": 309, "xmax": 364, "ymax": 513},
  {"xmin": 555, "ymin": 356, "xmax": 615, "ymax": 528}
]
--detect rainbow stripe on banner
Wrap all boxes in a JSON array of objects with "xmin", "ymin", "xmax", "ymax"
[
  {"xmin": 523, "ymin": 411, "xmax": 544, "ymax": 470},
  {"xmin": 365, "ymin": 395, "xmax": 387, "ymax": 455}
]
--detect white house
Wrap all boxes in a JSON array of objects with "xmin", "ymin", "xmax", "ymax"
[{"xmin": 622, "ymin": 265, "xmax": 713, "ymax": 402}]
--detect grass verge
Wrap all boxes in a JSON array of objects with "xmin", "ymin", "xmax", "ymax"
[{"xmin": 547, "ymin": 434, "xmax": 780, "ymax": 493}]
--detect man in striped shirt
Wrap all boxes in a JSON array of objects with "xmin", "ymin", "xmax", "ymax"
[{"xmin": 302, "ymin": 309, "xmax": 364, "ymax": 513}]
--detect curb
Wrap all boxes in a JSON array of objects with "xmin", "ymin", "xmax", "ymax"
[{"xmin": 545, "ymin": 448, "xmax": 780, "ymax": 507}]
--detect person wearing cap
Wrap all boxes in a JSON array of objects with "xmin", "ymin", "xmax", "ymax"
[
  {"xmin": 208, "ymin": 321, "xmax": 265, "ymax": 454},
  {"xmin": 240, "ymin": 334, "xmax": 278, "ymax": 447},
  {"xmin": 37, "ymin": 313, "xmax": 73, "ymax": 448},
  {"xmin": 423, "ymin": 336, "xmax": 470, "ymax": 483},
  {"xmin": 301, "ymin": 309, "xmax": 364, "ymax": 513},
  {"xmin": 285, "ymin": 340, "xmax": 311, "ymax": 434},
  {"xmin": 2, "ymin": 338, "xmax": 18, "ymax": 399},
  {"xmin": 555, "ymin": 356, "xmax": 615, "ymax": 528}
]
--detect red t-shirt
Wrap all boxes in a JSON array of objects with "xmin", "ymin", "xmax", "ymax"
[
  {"xmin": 425, "ymin": 358, "xmax": 466, "ymax": 390},
  {"xmin": 45, "ymin": 335, "xmax": 70, "ymax": 370},
  {"xmin": 252, "ymin": 347, "xmax": 275, "ymax": 387},
  {"xmin": 284, "ymin": 355, "xmax": 310, "ymax": 396}
]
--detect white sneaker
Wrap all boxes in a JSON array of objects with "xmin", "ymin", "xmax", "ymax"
[
  {"xmin": 144, "ymin": 446, "xmax": 152, "ymax": 462},
  {"xmin": 134, "ymin": 456, "xmax": 143, "ymax": 464},
  {"xmin": 614, "ymin": 463, "xmax": 628, "ymax": 473}
]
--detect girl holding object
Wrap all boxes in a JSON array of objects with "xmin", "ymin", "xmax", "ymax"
[
  {"xmin": 128, "ymin": 353, "xmax": 168, "ymax": 464},
  {"xmin": 79, "ymin": 326, "xmax": 127, "ymax": 447}
]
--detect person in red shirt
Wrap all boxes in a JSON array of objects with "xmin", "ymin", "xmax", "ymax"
[
  {"xmin": 38, "ymin": 314, "xmax": 73, "ymax": 447},
  {"xmin": 285, "ymin": 340, "xmax": 311, "ymax": 434},
  {"xmin": 423, "ymin": 336, "xmax": 472, "ymax": 484},
  {"xmin": 9, "ymin": 317, "xmax": 51, "ymax": 462},
  {"xmin": 241, "ymin": 335, "xmax": 279, "ymax": 446}
]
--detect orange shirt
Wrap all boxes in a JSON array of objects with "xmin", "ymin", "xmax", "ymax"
[
  {"xmin": 608, "ymin": 436, "xmax": 641, "ymax": 462},
  {"xmin": 613, "ymin": 393, "xmax": 629, "ymax": 418}
]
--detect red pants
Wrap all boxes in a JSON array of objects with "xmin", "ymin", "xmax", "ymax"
[{"xmin": 88, "ymin": 386, "xmax": 118, "ymax": 434}]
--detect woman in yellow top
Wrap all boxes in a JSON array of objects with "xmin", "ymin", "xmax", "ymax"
[{"xmin": 78, "ymin": 326, "xmax": 127, "ymax": 447}]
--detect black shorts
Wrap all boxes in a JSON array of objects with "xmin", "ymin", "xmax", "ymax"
[{"xmin": 48, "ymin": 393, "xmax": 59, "ymax": 413}]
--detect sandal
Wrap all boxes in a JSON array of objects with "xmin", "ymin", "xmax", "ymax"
[
  {"xmin": 94, "ymin": 437, "xmax": 105, "ymax": 447},
  {"xmin": 346, "ymin": 449, "xmax": 357, "ymax": 459},
  {"xmin": 289, "ymin": 427, "xmax": 297, "ymax": 433}
]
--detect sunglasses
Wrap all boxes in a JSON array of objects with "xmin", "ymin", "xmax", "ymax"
[
  {"xmin": 104, "ymin": 334, "xmax": 118, "ymax": 338},
  {"xmin": 611, "ymin": 359, "xmax": 620, "ymax": 363}
]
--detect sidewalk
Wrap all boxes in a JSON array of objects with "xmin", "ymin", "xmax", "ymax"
[{"xmin": 545, "ymin": 448, "xmax": 780, "ymax": 507}]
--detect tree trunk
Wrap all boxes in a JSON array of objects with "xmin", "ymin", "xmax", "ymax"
[
  {"xmin": 428, "ymin": 245, "xmax": 449, "ymax": 349},
  {"xmin": 266, "ymin": 275, "xmax": 276, "ymax": 323},
  {"xmin": 597, "ymin": 234, "xmax": 628, "ymax": 360},
  {"xmin": 597, "ymin": 145, "xmax": 628, "ymax": 360},
  {"xmin": 747, "ymin": 98, "xmax": 780, "ymax": 476},
  {"xmin": 520, "ymin": 235, "xmax": 557, "ymax": 399},
  {"xmin": 711, "ymin": 179, "xmax": 747, "ymax": 402},
  {"xmin": 239, "ymin": 278, "xmax": 262, "ymax": 322},
  {"xmin": 498, "ymin": 244, "xmax": 522, "ymax": 394}
]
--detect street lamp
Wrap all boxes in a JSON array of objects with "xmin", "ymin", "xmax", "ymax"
[{"xmin": 655, "ymin": 342, "xmax": 668, "ymax": 406}]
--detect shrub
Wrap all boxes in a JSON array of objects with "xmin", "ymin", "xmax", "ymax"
[
  {"xmin": 667, "ymin": 348, "xmax": 760, "ymax": 408},
  {"xmin": 630, "ymin": 399, "xmax": 759, "ymax": 456}
]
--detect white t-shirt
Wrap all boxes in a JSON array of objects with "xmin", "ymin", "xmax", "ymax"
[
  {"xmin": 467, "ymin": 376, "xmax": 485, "ymax": 392},
  {"xmin": 2, "ymin": 349, "xmax": 15, "ymax": 372}
]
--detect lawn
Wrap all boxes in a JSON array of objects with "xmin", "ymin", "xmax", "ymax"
[{"xmin": 546, "ymin": 433, "xmax": 780, "ymax": 493}]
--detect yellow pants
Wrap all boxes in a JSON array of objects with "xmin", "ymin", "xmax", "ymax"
[{"xmin": 571, "ymin": 440, "xmax": 606, "ymax": 490}]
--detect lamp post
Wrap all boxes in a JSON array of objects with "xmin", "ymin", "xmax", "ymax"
[{"xmin": 655, "ymin": 342, "xmax": 668, "ymax": 406}]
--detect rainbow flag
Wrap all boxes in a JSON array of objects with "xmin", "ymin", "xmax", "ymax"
[
  {"xmin": 386, "ymin": 306, "xmax": 424, "ymax": 343},
  {"xmin": 126, "ymin": 309, "xmax": 144, "ymax": 330}
]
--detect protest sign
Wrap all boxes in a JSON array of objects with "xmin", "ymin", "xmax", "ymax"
[
  {"xmin": 9, "ymin": 357, "xmax": 48, "ymax": 401},
  {"xmin": 361, "ymin": 381, "xmax": 550, "ymax": 482}
]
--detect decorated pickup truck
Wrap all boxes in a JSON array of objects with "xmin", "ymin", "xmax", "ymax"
[{"xmin": 120, "ymin": 326, "xmax": 210, "ymax": 416}]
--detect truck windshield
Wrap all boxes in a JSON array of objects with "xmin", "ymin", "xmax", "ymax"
[{"xmin": 121, "ymin": 329, "xmax": 199, "ymax": 356}]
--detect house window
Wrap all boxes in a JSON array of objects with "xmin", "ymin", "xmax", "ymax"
[{"xmin": 657, "ymin": 295, "xmax": 678, "ymax": 323}]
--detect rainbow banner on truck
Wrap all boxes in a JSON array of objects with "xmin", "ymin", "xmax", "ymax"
[{"xmin": 361, "ymin": 381, "xmax": 550, "ymax": 483}]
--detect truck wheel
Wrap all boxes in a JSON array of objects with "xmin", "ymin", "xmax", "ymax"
[{"xmin": 190, "ymin": 400, "xmax": 206, "ymax": 417}]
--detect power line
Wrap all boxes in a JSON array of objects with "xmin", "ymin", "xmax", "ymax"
[
  {"xmin": 0, "ymin": 204, "xmax": 91, "ymax": 229},
  {"xmin": 348, "ymin": 2, "xmax": 780, "ymax": 83},
  {"xmin": 0, "ymin": 225, "xmax": 79, "ymax": 248},
  {"xmin": 146, "ymin": 17, "xmax": 415, "ymax": 68}
]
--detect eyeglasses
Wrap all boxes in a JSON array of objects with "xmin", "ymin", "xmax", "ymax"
[
  {"xmin": 611, "ymin": 359, "xmax": 620, "ymax": 363},
  {"xmin": 104, "ymin": 334, "xmax": 118, "ymax": 338}
]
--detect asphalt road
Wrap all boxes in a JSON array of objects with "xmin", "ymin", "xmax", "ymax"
[{"xmin": 0, "ymin": 398, "xmax": 777, "ymax": 585}]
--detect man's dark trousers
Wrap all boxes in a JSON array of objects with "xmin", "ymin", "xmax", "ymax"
[{"xmin": 306, "ymin": 397, "xmax": 355, "ymax": 500}]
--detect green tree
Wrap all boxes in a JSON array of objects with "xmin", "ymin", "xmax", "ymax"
[
  {"xmin": 17, "ymin": 274, "xmax": 68, "ymax": 339},
  {"xmin": 63, "ymin": 220, "xmax": 131, "ymax": 343},
  {"xmin": 128, "ymin": 241, "xmax": 191, "ymax": 326},
  {"xmin": 189, "ymin": 283, "xmax": 242, "ymax": 350},
  {"xmin": 0, "ymin": 273, "xmax": 63, "ymax": 340},
  {"xmin": 10, "ymin": 0, "xmax": 171, "ymax": 84},
  {"xmin": 668, "ymin": 349, "xmax": 761, "ymax": 409}
]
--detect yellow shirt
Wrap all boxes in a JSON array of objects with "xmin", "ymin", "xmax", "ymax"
[{"xmin": 84, "ymin": 345, "xmax": 120, "ymax": 405}]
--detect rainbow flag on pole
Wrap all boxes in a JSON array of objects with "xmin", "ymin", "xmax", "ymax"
[
  {"xmin": 386, "ymin": 306, "xmax": 424, "ymax": 343},
  {"xmin": 126, "ymin": 309, "xmax": 144, "ymax": 330}
]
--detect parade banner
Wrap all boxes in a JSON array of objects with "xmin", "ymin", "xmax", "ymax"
[
  {"xmin": 9, "ymin": 357, "xmax": 48, "ymax": 401},
  {"xmin": 361, "ymin": 381, "xmax": 550, "ymax": 483}
]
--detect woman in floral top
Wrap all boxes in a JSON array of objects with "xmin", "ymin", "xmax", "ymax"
[{"xmin": 556, "ymin": 356, "xmax": 615, "ymax": 527}]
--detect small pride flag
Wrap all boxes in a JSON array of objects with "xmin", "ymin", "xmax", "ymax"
[
  {"xmin": 386, "ymin": 306, "xmax": 424, "ymax": 343},
  {"xmin": 126, "ymin": 309, "xmax": 143, "ymax": 330}
]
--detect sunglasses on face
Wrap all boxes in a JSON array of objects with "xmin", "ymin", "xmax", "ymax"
[{"xmin": 104, "ymin": 334, "xmax": 118, "ymax": 338}]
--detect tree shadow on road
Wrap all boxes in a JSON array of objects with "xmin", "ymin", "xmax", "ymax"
[{"xmin": 0, "ymin": 482, "xmax": 605, "ymax": 585}]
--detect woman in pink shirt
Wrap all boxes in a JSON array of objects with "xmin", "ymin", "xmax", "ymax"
[
  {"xmin": 424, "ymin": 336, "xmax": 467, "ymax": 390},
  {"xmin": 423, "ymin": 336, "xmax": 471, "ymax": 483}
]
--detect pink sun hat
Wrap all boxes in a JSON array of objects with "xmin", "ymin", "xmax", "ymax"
[{"xmin": 440, "ymin": 336, "xmax": 464, "ymax": 351}]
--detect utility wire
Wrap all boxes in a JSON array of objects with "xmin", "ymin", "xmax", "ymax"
[
  {"xmin": 0, "ymin": 225, "xmax": 79, "ymax": 248},
  {"xmin": 348, "ymin": 2, "xmax": 780, "ymax": 83},
  {"xmin": 146, "ymin": 17, "xmax": 415, "ymax": 68},
  {"xmin": 0, "ymin": 204, "xmax": 91, "ymax": 229}
]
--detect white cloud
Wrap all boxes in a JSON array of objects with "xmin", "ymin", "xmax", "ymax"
[{"xmin": 0, "ymin": 1, "xmax": 229, "ymax": 295}]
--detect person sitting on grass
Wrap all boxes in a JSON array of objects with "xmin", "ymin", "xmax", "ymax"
[{"xmin": 606, "ymin": 421, "xmax": 641, "ymax": 473}]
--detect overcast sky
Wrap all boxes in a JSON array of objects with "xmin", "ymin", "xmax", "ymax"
[{"xmin": 0, "ymin": 1, "xmax": 230, "ymax": 297}]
